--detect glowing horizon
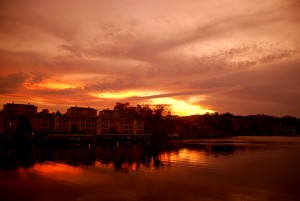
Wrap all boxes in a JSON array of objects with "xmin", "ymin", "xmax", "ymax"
[
  {"xmin": 149, "ymin": 97, "xmax": 214, "ymax": 116},
  {"xmin": 89, "ymin": 90, "xmax": 214, "ymax": 116}
]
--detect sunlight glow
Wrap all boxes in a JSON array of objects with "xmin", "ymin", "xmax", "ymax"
[
  {"xmin": 160, "ymin": 149, "xmax": 207, "ymax": 164},
  {"xmin": 150, "ymin": 97, "xmax": 214, "ymax": 116},
  {"xmin": 25, "ymin": 81, "xmax": 79, "ymax": 90},
  {"xmin": 30, "ymin": 162, "xmax": 82, "ymax": 175},
  {"xmin": 90, "ymin": 90, "xmax": 162, "ymax": 99},
  {"xmin": 91, "ymin": 90, "xmax": 214, "ymax": 116},
  {"xmin": 37, "ymin": 82, "xmax": 78, "ymax": 89}
]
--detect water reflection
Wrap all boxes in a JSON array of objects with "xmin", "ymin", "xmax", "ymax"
[
  {"xmin": 184, "ymin": 143, "xmax": 254, "ymax": 156},
  {"xmin": 1, "ymin": 137, "xmax": 300, "ymax": 201},
  {"xmin": 0, "ymin": 140, "xmax": 258, "ymax": 171}
]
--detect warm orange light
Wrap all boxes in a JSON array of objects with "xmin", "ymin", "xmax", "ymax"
[
  {"xmin": 150, "ymin": 97, "xmax": 214, "ymax": 116},
  {"xmin": 160, "ymin": 148, "xmax": 207, "ymax": 164},
  {"xmin": 26, "ymin": 162, "xmax": 85, "ymax": 184},
  {"xmin": 95, "ymin": 161, "xmax": 114, "ymax": 168},
  {"xmin": 37, "ymin": 82, "xmax": 78, "ymax": 89},
  {"xmin": 91, "ymin": 90, "xmax": 213, "ymax": 116},
  {"xmin": 31, "ymin": 162, "xmax": 82, "ymax": 175},
  {"xmin": 90, "ymin": 90, "xmax": 162, "ymax": 99},
  {"xmin": 24, "ymin": 79, "xmax": 79, "ymax": 90}
]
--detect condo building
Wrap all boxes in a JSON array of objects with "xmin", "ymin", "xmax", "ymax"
[{"xmin": 0, "ymin": 103, "xmax": 144, "ymax": 135}]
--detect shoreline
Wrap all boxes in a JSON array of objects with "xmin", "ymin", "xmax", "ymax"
[{"xmin": 182, "ymin": 135, "xmax": 300, "ymax": 145}]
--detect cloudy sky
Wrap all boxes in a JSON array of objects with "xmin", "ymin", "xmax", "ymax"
[{"xmin": 0, "ymin": 0, "xmax": 300, "ymax": 116}]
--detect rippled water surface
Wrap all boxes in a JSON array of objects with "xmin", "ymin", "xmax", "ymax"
[{"xmin": 1, "ymin": 136, "xmax": 300, "ymax": 201}]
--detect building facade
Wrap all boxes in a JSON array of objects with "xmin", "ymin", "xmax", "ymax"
[
  {"xmin": 1, "ymin": 103, "xmax": 37, "ymax": 133},
  {"xmin": 99, "ymin": 109, "xmax": 144, "ymax": 134},
  {"xmin": 32, "ymin": 113, "xmax": 55, "ymax": 133},
  {"xmin": 66, "ymin": 106, "xmax": 97, "ymax": 118},
  {"xmin": 0, "ymin": 104, "xmax": 144, "ymax": 135},
  {"xmin": 3, "ymin": 103, "xmax": 37, "ymax": 116},
  {"xmin": 55, "ymin": 115, "xmax": 72, "ymax": 133}
]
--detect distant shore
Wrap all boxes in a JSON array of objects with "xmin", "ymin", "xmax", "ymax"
[
  {"xmin": 182, "ymin": 135, "xmax": 300, "ymax": 145},
  {"xmin": 1, "ymin": 133, "xmax": 299, "ymax": 145}
]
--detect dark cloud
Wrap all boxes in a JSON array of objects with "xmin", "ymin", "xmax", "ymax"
[
  {"xmin": 26, "ymin": 72, "xmax": 50, "ymax": 84},
  {"xmin": 0, "ymin": 73, "xmax": 28, "ymax": 94},
  {"xmin": 0, "ymin": 50, "xmax": 49, "ymax": 71},
  {"xmin": 193, "ymin": 59, "xmax": 300, "ymax": 116}
]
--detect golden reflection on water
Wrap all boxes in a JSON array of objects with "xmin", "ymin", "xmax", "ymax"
[
  {"xmin": 159, "ymin": 148, "xmax": 207, "ymax": 165},
  {"xmin": 18, "ymin": 148, "xmax": 208, "ymax": 178},
  {"xmin": 1, "ymin": 137, "xmax": 300, "ymax": 201},
  {"xmin": 22, "ymin": 162, "xmax": 114, "ymax": 185},
  {"xmin": 94, "ymin": 161, "xmax": 114, "ymax": 168},
  {"xmin": 23, "ymin": 162, "xmax": 83, "ymax": 184},
  {"xmin": 31, "ymin": 162, "xmax": 82, "ymax": 175},
  {"xmin": 95, "ymin": 160, "xmax": 141, "ymax": 171}
]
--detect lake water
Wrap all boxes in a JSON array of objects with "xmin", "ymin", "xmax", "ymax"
[{"xmin": 0, "ymin": 136, "xmax": 300, "ymax": 201}]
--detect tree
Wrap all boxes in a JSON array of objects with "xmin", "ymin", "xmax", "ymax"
[
  {"xmin": 153, "ymin": 104, "xmax": 171, "ymax": 120},
  {"xmin": 56, "ymin": 110, "xmax": 62, "ymax": 116},
  {"xmin": 114, "ymin": 102, "xmax": 130, "ymax": 112},
  {"xmin": 39, "ymin": 109, "xmax": 49, "ymax": 115},
  {"xmin": 136, "ymin": 104, "xmax": 152, "ymax": 119}
]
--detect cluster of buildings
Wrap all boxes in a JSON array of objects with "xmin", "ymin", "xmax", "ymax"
[{"xmin": 0, "ymin": 103, "xmax": 144, "ymax": 135}]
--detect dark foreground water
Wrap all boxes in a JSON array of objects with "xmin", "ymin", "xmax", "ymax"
[{"xmin": 0, "ymin": 136, "xmax": 300, "ymax": 201}]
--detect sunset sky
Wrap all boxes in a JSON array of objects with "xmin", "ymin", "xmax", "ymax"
[{"xmin": 0, "ymin": 0, "xmax": 299, "ymax": 116}]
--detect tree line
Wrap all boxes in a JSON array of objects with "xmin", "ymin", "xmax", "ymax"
[
  {"xmin": 189, "ymin": 112, "xmax": 300, "ymax": 137},
  {"xmin": 113, "ymin": 102, "xmax": 172, "ymax": 137},
  {"xmin": 113, "ymin": 103, "xmax": 300, "ymax": 137}
]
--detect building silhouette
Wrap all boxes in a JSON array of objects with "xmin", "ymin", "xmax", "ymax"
[
  {"xmin": 0, "ymin": 103, "xmax": 144, "ymax": 135},
  {"xmin": 0, "ymin": 103, "xmax": 37, "ymax": 133}
]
